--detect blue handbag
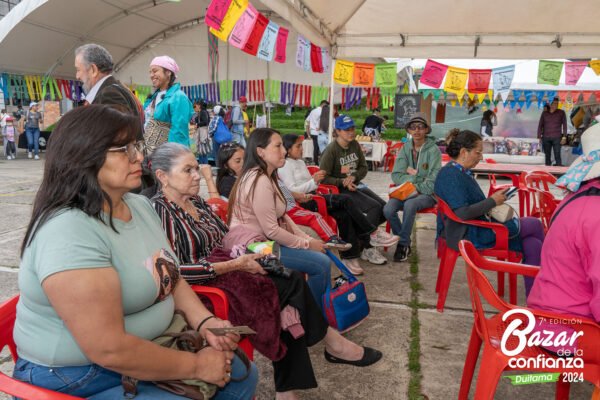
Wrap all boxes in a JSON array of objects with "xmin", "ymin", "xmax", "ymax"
[
  {"xmin": 214, "ymin": 119, "xmax": 233, "ymax": 144},
  {"xmin": 323, "ymin": 250, "xmax": 370, "ymax": 332}
]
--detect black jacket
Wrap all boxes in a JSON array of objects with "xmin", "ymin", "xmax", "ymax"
[{"xmin": 93, "ymin": 76, "xmax": 144, "ymax": 140}]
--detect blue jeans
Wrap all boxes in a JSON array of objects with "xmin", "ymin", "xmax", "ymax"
[
  {"xmin": 383, "ymin": 194, "xmax": 436, "ymax": 247},
  {"xmin": 13, "ymin": 354, "xmax": 257, "ymax": 400},
  {"xmin": 25, "ymin": 127, "xmax": 40, "ymax": 155},
  {"xmin": 213, "ymin": 140, "xmax": 222, "ymax": 167},
  {"xmin": 317, "ymin": 132, "xmax": 329, "ymax": 153},
  {"xmin": 279, "ymin": 246, "xmax": 331, "ymax": 312},
  {"xmin": 197, "ymin": 154, "xmax": 209, "ymax": 164}
]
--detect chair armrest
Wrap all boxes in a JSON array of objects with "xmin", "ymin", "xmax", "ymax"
[
  {"xmin": 0, "ymin": 373, "xmax": 83, "ymax": 399},
  {"xmin": 316, "ymin": 184, "xmax": 339, "ymax": 195},
  {"xmin": 458, "ymin": 218, "xmax": 510, "ymax": 251},
  {"xmin": 191, "ymin": 285, "xmax": 229, "ymax": 319}
]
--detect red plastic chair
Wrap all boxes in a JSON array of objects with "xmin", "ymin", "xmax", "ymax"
[
  {"xmin": 485, "ymin": 159, "xmax": 514, "ymax": 197},
  {"xmin": 435, "ymin": 197, "xmax": 522, "ymax": 312},
  {"xmin": 441, "ymin": 153, "xmax": 451, "ymax": 162},
  {"xmin": 299, "ymin": 195, "xmax": 337, "ymax": 232},
  {"xmin": 458, "ymin": 240, "xmax": 600, "ymax": 399},
  {"xmin": 529, "ymin": 188, "xmax": 559, "ymax": 233},
  {"xmin": 382, "ymin": 142, "xmax": 404, "ymax": 172},
  {"xmin": 206, "ymin": 197, "xmax": 229, "ymax": 223},
  {"xmin": 305, "ymin": 165, "xmax": 340, "ymax": 194},
  {"xmin": 521, "ymin": 171, "xmax": 560, "ymax": 218}
]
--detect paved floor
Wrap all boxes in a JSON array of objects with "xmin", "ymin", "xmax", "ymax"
[{"xmin": 0, "ymin": 152, "xmax": 594, "ymax": 399}]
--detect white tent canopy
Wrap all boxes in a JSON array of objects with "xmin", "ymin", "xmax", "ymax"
[{"xmin": 260, "ymin": 0, "xmax": 600, "ymax": 59}]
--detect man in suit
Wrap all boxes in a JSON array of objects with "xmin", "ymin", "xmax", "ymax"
[{"xmin": 74, "ymin": 43, "xmax": 143, "ymax": 140}]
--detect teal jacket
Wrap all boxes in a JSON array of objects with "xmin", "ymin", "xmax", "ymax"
[
  {"xmin": 144, "ymin": 83, "xmax": 193, "ymax": 147},
  {"xmin": 391, "ymin": 136, "xmax": 441, "ymax": 195}
]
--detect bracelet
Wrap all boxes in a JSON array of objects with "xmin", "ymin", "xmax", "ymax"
[{"xmin": 196, "ymin": 315, "xmax": 216, "ymax": 333}]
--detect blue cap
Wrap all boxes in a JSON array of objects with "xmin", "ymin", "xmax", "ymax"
[{"xmin": 335, "ymin": 114, "xmax": 355, "ymax": 130}]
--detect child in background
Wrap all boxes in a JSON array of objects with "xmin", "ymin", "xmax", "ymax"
[
  {"xmin": 3, "ymin": 116, "xmax": 17, "ymax": 160},
  {"xmin": 216, "ymin": 142, "xmax": 245, "ymax": 199}
]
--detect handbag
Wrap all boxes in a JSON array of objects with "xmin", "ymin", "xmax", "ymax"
[
  {"xmin": 122, "ymin": 311, "xmax": 251, "ymax": 399},
  {"xmin": 214, "ymin": 119, "xmax": 233, "ymax": 144},
  {"xmin": 388, "ymin": 182, "xmax": 417, "ymax": 201},
  {"xmin": 488, "ymin": 203, "xmax": 514, "ymax": 223},
  {"xmin": 323, "ymin": 250, "xmax": 370, "ymax": 332},
  {"xmin": 196, "ymin": 126, "xmax": 212, "ymax": 156}
]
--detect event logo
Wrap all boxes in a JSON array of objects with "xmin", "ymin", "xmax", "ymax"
[{"xmin": 501, "ymin": 309, "xmax": 585, "ymax": 384}]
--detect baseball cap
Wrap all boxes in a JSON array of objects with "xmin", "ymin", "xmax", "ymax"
[
  {"xmin": 239, "ymin": 96, "xmax": 247, "ymax": 103},
  {"xmin": 29, "ymin": 101, "xmax": 38, "ymax": 107},
  {"xmin": 334, "ymin": 114, "xmax": 355, "ymax": 130}
]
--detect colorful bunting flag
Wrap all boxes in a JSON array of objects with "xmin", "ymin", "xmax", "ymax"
[
  {"xmin": 467, "ymin": 69, "xmax": 492, "ymax": 94},
  {"xmin": 310, "ymin": 43, "xmax": 323, "ymax": 73},
  {"xmin": 228, "ymin": 2, "xmax": 258, "ymax": 49},
  {"xmin": 205, "ymin": 0, "xmax": 233, "ymax": 30},
  {"xmin": 295, "ymin": 35, "xmax": 309, "ymax": 69},
  {"xmin": 302, "ymin": 39, "xmax": 311, "ymax": 72},
  {"xmin": 242, "ymin": 12, "xmax": 268, "ymax": 56},
  {"xmin": 273, "ymin": 27, "xmax": 288, "ymax": 63},
  {"xmin": 565, "ymin": 61, "xmax": 588, "ymax": 86},
  {"xmin": 353, "ymin": 63, "xmax": 375, "ymax": 87},
  {"xmin": 537, "ymin": 60, "xmax": 564, "ymax": 86},
  {"xmin": 333, "ymin": 60, "xmax": 355, "ymax": 85},
  {"xmin": 420, "ymin": 60, "xmax": 448, "ymax": 88},
  {"xmin": 443, "ymin": 67, "xmax": 468, "ymax": 95},
  {"xmin": 321, "ymin": 48, "xmax": 330, "ymax": 73},
  {"xmin": 492, "ymin": 65, "xmax": 515, "ymax": 101},
  {"xmin": 257, "ymin": 20, "xmax": 279, "ymax": 61},
  {"xmin": 209, "ymin": 0, "xmax": 247, "ymax": 41},
  {"xmin": 590, "ymin": 61, "xmax": 600, "ymax": 76},
  {"xmin": 374, "ymin": 63, "xmax": 397, "ymax": 88}
]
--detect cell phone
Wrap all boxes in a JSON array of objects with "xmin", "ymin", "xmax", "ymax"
[
  {"xmin": 207, "ymin": 326, "xmax": 256, "ymax": 336},
  {"xmin": 504, "ymin": 186, "xmax": 518, "ymax": 199}
]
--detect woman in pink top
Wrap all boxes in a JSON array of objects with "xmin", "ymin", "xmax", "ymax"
[
  {"xmin": 228, "ymin": 128, "xmax": 382, "ymax": 399},
  {"xmin": 528, "ymin": 124, "xmax": 600, "ymax": 321}
]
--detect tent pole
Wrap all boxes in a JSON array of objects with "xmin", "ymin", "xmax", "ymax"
[
  {"xmin": 267, "ymin": 61, "xmax": 271, "ymax": 128},
  {"xmin": 328, "ymin": 57, "xmax": 335, "ymax": 143},
  {"xmin": 226, "ymin": 42, "xmax": 230, "ymax": 107}
]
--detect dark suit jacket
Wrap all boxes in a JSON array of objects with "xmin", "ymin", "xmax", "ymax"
[{"xmin": 93, "ymin": 76, "xmax": 144, "ymax": 140}]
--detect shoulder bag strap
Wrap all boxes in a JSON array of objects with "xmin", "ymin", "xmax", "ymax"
[
  {"xmin": 549, "ymin": 187, "xmax": 600, "ymax": 227},
  {"xmin": 325, "ymin": 249, "xmax": 358, "ymax": 282}
]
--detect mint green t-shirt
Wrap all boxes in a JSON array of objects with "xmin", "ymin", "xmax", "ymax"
[{"xmin": 15, "ymin": 194, "xmax": 181, "ymax": 367}]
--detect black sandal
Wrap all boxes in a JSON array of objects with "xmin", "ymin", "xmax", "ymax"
[{"xmin": 324, "ymin": 346, "xmax": 382, "ymax": 367}]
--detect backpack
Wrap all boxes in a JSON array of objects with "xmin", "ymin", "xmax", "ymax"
[{"xmin": 224, "ymin": 108, "xmax": 233, "ymax": 129}]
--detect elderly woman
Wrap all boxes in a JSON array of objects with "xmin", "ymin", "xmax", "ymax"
[
  {"xmin": 434, "ymin": 129, "xmax": 545, "ymax": 294},
  {"xmin": 12, "ymin": 105, "xmax": 257, "ymax": 399},
  {"xmin": 151, "ymin": 142, "xmax": 381, "ymax": 399},
  {"xmin": 143, "ymin": 55, "xmax": 194, "ymax": 153}
]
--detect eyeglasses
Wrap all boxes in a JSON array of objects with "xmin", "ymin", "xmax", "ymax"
[
  {"xmin": 407, "ymin": 123, "xmax": 428, "ymax": 131},
  {"xmin": 108, "ymin": 141, "xmax": 146, "ymax": 162}
]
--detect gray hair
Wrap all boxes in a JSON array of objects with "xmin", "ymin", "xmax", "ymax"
[
  {"xmin": 150, "ymin": 143, "xmax": 192, "ymax": 176},
  {"xmin": 75, "ymin": 44, "xmax": 114, "ymax": 73}
]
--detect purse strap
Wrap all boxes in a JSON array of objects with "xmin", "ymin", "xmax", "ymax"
[{"xmin": 325, "ymin": 249, "xmax": 358, "ymax": 283}]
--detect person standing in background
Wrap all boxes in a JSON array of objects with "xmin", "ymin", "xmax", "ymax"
[
  {"xmin": 306, "ymin": 100, "xmax": 329, "ymax": 164},
  {"xmin": 230, "ymin": 96, "xmax": 248, "ymax": 147},
  {"xmin": 480, "ymin": 110, "xmax": 497, "ymax": 137},
  {"xmin": 538, "ymin": 98, "xmax": 567, "ymax": 166},
  {"xmin": 24, "ymin": 102, "xmax": 43, "ymax": 160}
]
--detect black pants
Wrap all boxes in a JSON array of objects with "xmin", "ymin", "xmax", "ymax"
[
  {"xmin": 339, "ymin": 186, "xmax": 387, "ymax": 228},
  {"xmin": 303, "ymin": 193, "xmax": 377, "ymax": 259},
  {"xmin": 269, "ymin": 272, "xmax": 329, "ymax": 392},
  {"xmin": 542, "ymin": 136, "xmax": 562, "ymax": 166},
  {"xmin": 311, "ymin": 134, "xmax": 320, "ymax": 165}
]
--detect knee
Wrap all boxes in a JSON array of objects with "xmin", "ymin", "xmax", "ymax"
[{"xmin": 383, "ymin": 201, "xmax": 399, "ymax": 217}]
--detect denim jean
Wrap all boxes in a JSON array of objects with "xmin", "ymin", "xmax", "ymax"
[
  {"xmin": 213, "ymin": 140, "xmax": 222, "ymax": 167},
  {"xmin": 279, "ymin": 246, "xmax": 331, "ymax": 312},
  {"xmin": 383, "ymin": 194, "xmax": 436, "ymax": 247},
  {"xmin": 13, "ymin": 354, "xmax": 258, "ymax": 400},
  {"xmin": 25, "ymin": 127, "xmax": 40, "ymax": 155},
  {"xmin": 542, "ymin": 136, "xmax": 562, "ymax": 166},
  {"xmin": 317, "ymin": 131, "xmax": 329, "ymax": 154}
]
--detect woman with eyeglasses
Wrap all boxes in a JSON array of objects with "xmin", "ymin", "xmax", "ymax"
[
  {"xmin": 434, "ymin": 129, "xmax": 545, "ymax": 295},
  {"xmin": 12, "ymin": 105, "xmax": 257, "ymax": 399},
  {"xmin": 383, "ymin": 112, "xmax": 442, "ymax": 263}
]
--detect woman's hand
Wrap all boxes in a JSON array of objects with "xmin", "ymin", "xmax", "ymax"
[
  {"xmin": 406, "ymin": 167, "xmax": 417, "ymax": 176},
  {"xmin": 313, "ymin": 170, "xmax": 326, "ymax": 183},
  {"xmin": 199, "ymin": 164, "xmax": 213, "ymax": 180},
  {"xmin": 299, "ymin": 193, "xmax": 313, "ymax": 203},
  {"xmin": 308, "ymin": 238, "xmax": 325, "ymax": 253},
  {"xmin": 235, "ymin": 253, "xmax": 267, "ymax": 275},
  {"xmin": 490, "ymin": 190, "xmax": 507, "ymax": 206},
  {"xmin": 201, "ymin": 317, "xmax": 240, "ymax": 351},
  {"xmin": 194, "ymin": 346, "xmax": 234, "ymax": 387}
]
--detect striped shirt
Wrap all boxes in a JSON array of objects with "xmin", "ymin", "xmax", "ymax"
[{"xmin": 152, "ymin": 192, "xmax": 228, "ymax": 284}]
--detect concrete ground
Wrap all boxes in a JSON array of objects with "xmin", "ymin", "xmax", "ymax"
[{"xmin": 0, "ymin": 151, "xmax": 594, "ymax": 399}]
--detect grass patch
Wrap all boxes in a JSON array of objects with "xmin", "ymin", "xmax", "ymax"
[{"xmin": 407, "ymin": 232, "xmax": 426, "ymax": 400}]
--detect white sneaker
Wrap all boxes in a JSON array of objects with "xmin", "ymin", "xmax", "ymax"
[
  {"xmin": 361, "ymin": 247, "xmax": 387, "ymax": 265},
  {"xmin": 34, "ymin": 155, "xmax": 40, "ymax": 160},
  {"xmin": 342, "ymin": 258, "xmax": 364, "ymax": 275},
  {"xmin": 370, "ymin": 229, "xmax": 400, "ymax": 247},
  {"xmin": 28, "ymin": 152, "xmax": 32, "ymax": 159}
]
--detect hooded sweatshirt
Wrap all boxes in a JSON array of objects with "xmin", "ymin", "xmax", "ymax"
[{"xmin": 391, "ymin": 136, "xmax": 441, "ymax": 195}]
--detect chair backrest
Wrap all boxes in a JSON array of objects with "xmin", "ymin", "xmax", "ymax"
[
  {"xmin": 0, "ymin": 295, "xmax": 19, "ymax": 361},
  {"xmin": 206, "ymin": 198, "xmax": 229, "ymax": 224},
  {"xmin": 524, "ymin": 171, "xmax": 557, "ymax": 192},
  {"xmin": 435, "ymin": 197, "xmax": 463, "ymax": 224},
  {"xmin": 441, "ymin": 153, "xmax": 450, "ymax": 162},
  {"xmin": 530, "ymin": 188, "xmax": 558, "ymax": 232},
  {"xmin": 306, "ymin": 165, "xmax": 320, "ymax": 176}
]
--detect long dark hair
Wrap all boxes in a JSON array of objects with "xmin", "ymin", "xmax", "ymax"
[
  {"xmin": 445, "ymin": 129, "xmax": 481, "ymax": 159},
  {"xmin": 281, "ymin": 133, "xmax": 301, "ymax": 157},
  {"xmin": 20, "ymin": 105, "xmax": 138, "ymax": 255},
  {"xmin": 482, "ymin": 110, "xmax": 494, "ymax": 122},
  {"xmin": 216, "ymin": 142, "xmax": 244, "ymax": 188},
  {"xmin": 227, "ymin": 128, "xmax": 284, "ymax": 222}
]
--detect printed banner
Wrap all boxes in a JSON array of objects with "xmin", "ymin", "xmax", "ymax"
[
  {"xmin": 242, "ymin": 12, "xmax": 268, "ymax": 56},
  {"xmin": 205, "ymin": 0, "xmax": 233, "ymax": 30},
  {"xmin": 420, "ymin": 59, "xmax": 448, "ymax": 88},
  {"xmin": 589, "ymin": 60, "xmax": 600, "ymax": 76},
  {"xmin": 443, "ymin": 67, "xmax": 468, "ymax": 94},
  {"xmin": 257, "ymin": 20, "xmax": 279, "ymax": 61},
  {"xmin": 273, "ymin": 27, "xmax": 289, "ymax": 63},
  {"xmin": 333, "ymin": 60, "xmax": 355, "ymax": 85},
  {"xmin": 228, "ymin": 2, "xmax": 258, "ymax": 49},
  {"xmin": 209, "ymin": 0, "xmax": 248, "ymax": 42},
  {"xmin": 492, "ymin": 65, "xmax": 515, "ymax": 94},
  {"xmin": 375, "ymin": 63, "xmax": 397, "ymax": 88},
  {"xmin": 310, "ymin": 43, "xmax": 323, "ymax": 73},
  {"xmin": 565, "ymin": 61, "xmax": 588, "ymax": 86},
  {"xmin": 468, "ymin": 69, "xmax": 492, "ymax": 94},
  {"xmin": 353, "ymin": 63, "xmax": 375, "ymax": 87},
  {"xmin": 295, "ymin": 35, "xmax": 309, "ymax": 69},
  {"xmin": 321, "ymin": 48, "xmax": 330, "ymax": 73},
  {"xmin": 302, "ymin": 39, "xmax": 311, "ymax": 71},
  {"xmin": 537, "ymin": 60, "xmax": 564, "ymax": 86}
]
